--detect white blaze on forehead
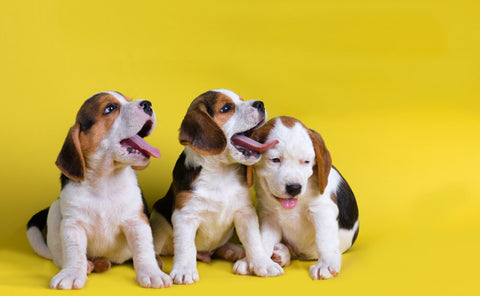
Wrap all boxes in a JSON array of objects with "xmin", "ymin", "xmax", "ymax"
[
  {"xmin": 93, "ymin": 91, "xmax": 129, "ymax": 104},
  {"xmin": 105, "ymin": 91, "xmax": 129, "ymax": 104},
  {"xmin": 270, "ymin": 121, "xmax": 315, "ymax": 160},
  {"xmin": 211, "ymin": 89, "xmax": 241, "ymax": 102}
]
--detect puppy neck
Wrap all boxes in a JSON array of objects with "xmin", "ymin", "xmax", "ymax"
[
  {"xmin": 83, "ymin": 153, "xmax": 134, "ymax": 186},
  {"xmin": 184, "ymin": 146, "xmax": 241, "ymax": 172}
]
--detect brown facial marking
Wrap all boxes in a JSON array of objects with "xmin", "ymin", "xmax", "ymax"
[
  {"xmin": 76, "ymin": 93, "xmax": 121, "ymax": 156},
  {"xmin": 179, "ymin": 91, "xmax": 227, "ymax": 155},
  {"xmin": 212, "ymin": 93, "xmax": 235, "ymax": 128},
  {"xmin": 280, "ymin": 116, "xmax": 302, "ymax": 128},
  {"xmin": 175, "ymin": 191, "xmax": 193, "ymax": 210},
  {"xmin": 250, "ymin": 118, "xmax": 277, "ymax": 144}
]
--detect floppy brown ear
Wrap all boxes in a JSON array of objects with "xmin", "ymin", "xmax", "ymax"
[
  {"xmin": 55, "ymin": 124, "xmax": 86, "ymax": 181},
  {"xmin": 308, "ymin": 129, "xmax": 332, "ymax": 194},
  {"xmin": 178, "ymin": 102, "xmax": 226, "ymax": 155}
]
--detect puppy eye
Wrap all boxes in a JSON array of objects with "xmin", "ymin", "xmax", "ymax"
[
  {"xmin": 304, "ymin": 160, "xmax": 310, "ymax": 164},
  {"xmin": 220, "ymin": 103, "xmax": 233, "ymax": 113},
  {"xmin": 271, "ymin": 158, "xmax": 281, "ymax": 163},
  {"xmin": 103, "ymin": 103, "xmax": 118, "ymax": 115}
]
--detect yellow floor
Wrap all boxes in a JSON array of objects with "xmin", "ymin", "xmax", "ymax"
[{"xmin": 1, "ymin": 1, "xmax": 479, "ymax": 295}]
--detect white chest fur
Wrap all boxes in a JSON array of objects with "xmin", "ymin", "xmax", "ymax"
[
  {"xmin": 59, "ymin": 168, "xmax": 143, "ymax": 262},
  {"xmin": 184, "ymin": 164, "xmax": 251, "ymax": 251}
]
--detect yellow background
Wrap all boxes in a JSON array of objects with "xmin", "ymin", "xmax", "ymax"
[{"xmin": 1, "ymin": 0, "xmax": 479, "ymax": 295}]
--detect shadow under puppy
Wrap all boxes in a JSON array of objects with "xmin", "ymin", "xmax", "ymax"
[
  {"xmin": 150, "ymin": 89, "xmax": 282, "ymax": 285},
  {"xmin": 26, "ymin": 91, "xmax": 172, "ymax": 289},
  {"xmin": 244, "ymin": 116, "xmax": 359, "ymax": 280}
]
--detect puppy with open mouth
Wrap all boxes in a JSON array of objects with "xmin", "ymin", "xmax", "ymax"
[
  {"xmin": 150, "ymin": 89, "xmax": 283, "ymax": 285},
  {"xmin": 246, "ymin": 116, "xmax": 359, "ymax": 280},
  {"xmin": 26, "ymin": 91, "xmax": 171, "ymax": 289}
]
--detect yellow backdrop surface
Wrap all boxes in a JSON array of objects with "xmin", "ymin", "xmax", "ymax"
[{"xmin": 1, "ymin": 0, "xmax": 479, "ymax": 295}]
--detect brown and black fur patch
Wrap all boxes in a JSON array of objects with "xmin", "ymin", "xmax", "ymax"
[
  {"xmin": 179, "ymin": 91, "xmax": 228, "ymax": 155},
  {"xmin": 153, "ymin": 152, "xmax": 202, "ymax": 225},
  {"xmin": 333, "ymin": 166, "xmax": 359, "ymax": 240},
  {"xmin": 210, "ymin": 93, "xmax": 235, "ymax": 127},
  {"xmin": 76, "ymin": 93, "xmax": 121, "ymax": 155},
  {"xmin": 250, "ymin": 118, "xmax": 277, "ymax": 144},
  {"xmin": 279, "ymin": 116, "xmax": 303, "ymax": 128}
]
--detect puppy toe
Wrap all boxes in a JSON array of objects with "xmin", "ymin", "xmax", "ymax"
[
  {"xmin": 233, "ymin": 258, "xmax": 250, "ymax": 275},
  {"xmin": 136, "ymin": 268, "xmax": 172, "ymax": 288},
  {"xmin": 309, "ymin": 256, "xmax": 341, "ymax": 280},
  {"xmin": 272, "ymin": 243, "xmax": 291, "ymax": 267},
  {"xmin": 249, "ymin": 260, "xmax": 284, "ymax": 277},
  {"xmin": 170, "ymin": 267, "xmax": 199, "ymax": 285},
  {"xmin": 50, "ymin": 269, "xmax": 87, "ymax": 290}
]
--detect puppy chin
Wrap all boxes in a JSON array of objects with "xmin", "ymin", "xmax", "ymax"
[
  {"xmin": 114, "ymin": 148, "xmax": 151, "ymax": 167},
  {"xmin": 227, "ymin": 146, "xmax": 261, "ymax": 165}
]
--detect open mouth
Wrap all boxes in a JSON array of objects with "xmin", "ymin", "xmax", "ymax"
[
  {"xmin": 230, "ymin": 119, "xmax": 278, "ymax": 157},
  {"xmin": 263, "ymin": 178, "xmax": 298, "ymax": 210},
  {"xmin": 274, "ymin": 196, "xmax": 298, "ymax": 210},
  {"xmin": 119, "ymin": 120, "xmax": 161, "ymax": 158}
]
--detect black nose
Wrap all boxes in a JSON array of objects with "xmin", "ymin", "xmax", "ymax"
[
  {"xmin": 286, "ymin": 184, "xmax": 302, "ymax": 197},
  {"xmin": 140, "ymin": 100, "xmax": 153, "ymax": 116},
  {"xmin": 252, "ymin": 100, "xmax": 265, "ymax": 113}
]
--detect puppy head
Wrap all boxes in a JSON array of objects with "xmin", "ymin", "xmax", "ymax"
[
  {"xmin": 56, "ymin": 91, "xmax": 160, "ymax": 181},
  {"xmin": 179, "ymin": 89, "xmax": 277, "ymax": 165},
  {"xmin": 251, "ymin": 116, "xmax": 332, "ymax": 209}
]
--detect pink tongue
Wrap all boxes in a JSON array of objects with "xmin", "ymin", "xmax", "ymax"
[
  {"xmin": 121, "ymin": 135, "xmax": 161, "ymax": 158},
  {"xmin": 279, "ymin": 198, "xmax": 298, "ymax": 209},
  {"xmin": 231, "ymin": 135, "xmax": 279, "ymax": 153}
]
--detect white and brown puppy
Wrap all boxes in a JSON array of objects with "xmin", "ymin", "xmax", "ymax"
[
  {"xmin": 150, "ymin": 89, "xmax": 283, "ymax": 285},
  {"xmin": 246, "ymin": 116, "xmax": 359, "ymax": 280},
  {"xmin": 26, "ymin": 91, "xmax": 172, "ymax": 289}
]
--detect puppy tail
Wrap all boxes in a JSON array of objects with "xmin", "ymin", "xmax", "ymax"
[{"xmin": 26, "ymin": 208, "xmax": 53, "ymax": 259}]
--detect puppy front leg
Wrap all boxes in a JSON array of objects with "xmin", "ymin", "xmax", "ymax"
[
  {"xmin": 170, "ymin": 211, "xmax": 200, "ymax": 285},
  {"xmin": 309, "ymin": 201, "xmax": 341, "ymax": 280},
  {"xmin": 260, "ymin": 218, "xmax": 291, "ymax": 267},
  {"xmin": 122, "ymin": 219, "xmax": 172, "ymax": 288},
  {"xmin": 50, "ymin": 220, "xmax": 88, "ymax": 289},
  {"xmin": 46, "ymin": 200, "xmax": 63, "ymax": 269},
  {"xmin": 260, "ymin": 216, "xmax": 284, "ymax": 264},
  {"xmin": 233, "ymin": 206, "xmax": 284, "ymax": 277}
]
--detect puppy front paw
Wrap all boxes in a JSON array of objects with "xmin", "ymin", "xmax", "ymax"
[
  {"xmin": 250, "ymin": 259, "xmax": 284, "ymax": 277},
  {"xmin": 272, "ymin": 243, "xmax": 291, "ymax": 267},
  {"xmin": 309, "ymin": 251, "xmax": 341, "ymax": 280},
  {"xmin": 50, "ymin": 268, "xmax": 88, "ymax": 289},
  {"xmin": 234, "ymin": 258, "xmax": 284, "ymax": 277},
  {"xmin": 136, "ymin": 266, "xmax": 172, "ymax": 288},
  {"xmin": 170, "ymin": 266, "xmax": 199, "ymax": 285},
  {"xmin": 233, "ymin": 258, "xmax": 250, "ymax": 275}
]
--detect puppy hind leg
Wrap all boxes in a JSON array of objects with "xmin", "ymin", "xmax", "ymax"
[
  {"xmin": 196, "ymin": 251, "xmax": 214, "ymax": 263},
  {"xmin": 87, "ymin": 257, "xmax": 111, "ymax": 273},
  {"xmin": 272, "ymin": 243, "xmax": 291, "ymax": 267},
  {"xmin": 215, "ymin": 243, "xmax": 246, "ymax": 262}
]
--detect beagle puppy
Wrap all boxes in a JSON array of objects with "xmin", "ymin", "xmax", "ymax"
[
  {"xmin": 150, "ymin": 89, "xmax": 283, "ymax": 285},
  {"xmin": 245, "ymin": 116, "xmax": 359, "ymax": 280},
  {"xmin": 26, "ymin": 91, "xmax": 172, "ymax": 289}
]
